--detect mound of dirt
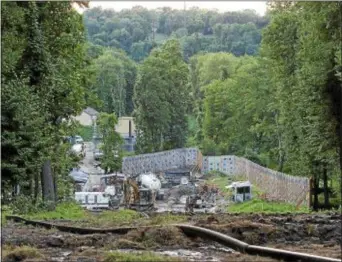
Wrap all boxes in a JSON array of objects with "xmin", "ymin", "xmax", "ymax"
[
  {"xmin": 194, "ymin": 213, "xmax": 342, "ymax": 246},
  {"xmin": 123, "ymin": 226, "xmax": 195, "ymax": 249}
]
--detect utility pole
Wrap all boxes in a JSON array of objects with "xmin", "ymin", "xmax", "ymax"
[{"xmin": 92, "ymin": 115, "xmax": 98, "ymax": 153}]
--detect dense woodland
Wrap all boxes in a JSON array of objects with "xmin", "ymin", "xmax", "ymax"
[
  {"xmin": 83, "ymin": 7, "xmax": 268, "ymax": 61},
  {"xmin": 1, "ymin": 2, "xmax": 341, "ymax": 209}
]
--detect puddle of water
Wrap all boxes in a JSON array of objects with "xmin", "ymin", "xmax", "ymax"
[{"xmin": 114, "ymin": 248, "xmax": 221, "ymax": 261}]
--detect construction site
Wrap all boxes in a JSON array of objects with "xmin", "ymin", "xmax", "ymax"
[
  {"xmin": 2, "ymin": 142, "xmax": 341, "ymax": 262},
  {"xmin": 70, "ymin": 143, "xmax": 250, "ymax": 214}
]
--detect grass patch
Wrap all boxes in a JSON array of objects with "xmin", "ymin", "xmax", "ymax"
[
  {"xmin": 228, "ymin": 198, "xmax": 310, "ymax": 213},
  {"xmin": 2, "ymin": 245, "xmax": 44, "ymax": 262},
  {"xmin": 25, "ymin": 202, "xmax": 87, "ymax": 220},
  {"xmin": 89, "ymin": 209, "xmax": 143, "ymax": 226},
  {"xmin": 122, "ymin": 151, "xmax": 136, "ymax": 157},
  {"xmin": 86, "ymin": 211, "xmax": 187, "ymax": 227},
  {"xmin": 1, "ymin": 205, "xmax": 13, "ymax": 226},
  {"xmin": 149, "ymin": 213, "xmax": 187, "ymax": 225},
  {"xmin": 104, "ymin": 251, "xmax": 180, "ymax": 262},
  {"xmin": 77, "ymin": 125, "xmax": 93, "ymax": 141},
  {"xmin": 18, "ymin": 203, "xmax": 187, "ymax": 228},
  {"xmin": 206, "ymin": 171, "xmax": 240, "ymax": 194},
  {"xmin": 207, "ymin": 175, "xmax": 230, "ymax": 193}
]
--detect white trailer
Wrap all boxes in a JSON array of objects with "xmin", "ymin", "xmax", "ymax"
[{"xmin": 75, "ymin": 187, "xmax": 115, "ymax": 210}]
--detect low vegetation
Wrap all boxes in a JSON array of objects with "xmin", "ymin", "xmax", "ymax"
[
  {"xmin": 25, "ymin": 202, "xmax": 87, "ymax": 220},
  {"xmin": 2, "ymin": 245, "xmax": 44, "ymax": 262},
  {"xmin": 15, "ymin": 202, "xmax": 187, "ymax": 228},
  {"xmin": 206, "ymin": 171, "xmax": 233, "ymax": 192},
  {"xmin": 104, "ymin": 251, "xmax": 181, "ymax": 262},
  {"xmin": 77, "ymin": 126, "xmax": 93, "ymax": 142},
  {"xmin": 1, "ymin": 205, "xmax": 12, "ymax": 226},
  {"xmin": 227, "ymin": 198, "xmax": 310, "ymax": 213},
  {"xmin": 88, "ymin": 209, "xmax": 144, "ymax": 227},
  {"xmin": 148, "ymin": 213, "xmax": 187, "ymax": 225}
]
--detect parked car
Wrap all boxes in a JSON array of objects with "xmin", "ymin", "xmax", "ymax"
[
  {"xmin": 69, "ymin": 168, "xmax": 89, "ymax": 183},
  {"xmin": 94, "ymin": 148, "xmax": 103, "ymax": 160}
]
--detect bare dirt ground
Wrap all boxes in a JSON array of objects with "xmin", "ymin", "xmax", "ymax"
[{"xmin": 2, "ymin": 212, "xmax": 341, "ymax": 262}]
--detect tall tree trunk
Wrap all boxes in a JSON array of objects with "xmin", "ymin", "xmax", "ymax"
[
  {"xmin": 312, "ymin": 162, "xmax": 320, "ymax": 211},
  {"xmin": 53, "ymin": 170, "xmax": 58, "ymax": 203},
  {"xmin": 278, "ymin": 153, "xmax": 285, "ymax": 172},
  {"xmin": 30, "ymin": 172, "xmax": 34, "ymax": 200},
  {"xmin": 339, "ymin": 1, "xmax": 342, "ymax": 215},
  {"xmin": 323, "ymin": 164, "xmax": 330, "ymax": 208},
  {"xmin": 34, "ymin": 169, "xmax": 39, "ymax": 204},
  {"xmin": 275, "ymin": 113, "xmax": 284, "ymax": 172},
  {"xmin": 313, "ymin": 176, "xmax": 319, "ymax": 211},
  {"xmin": 41, "ymin": 160, "xmax": 56, "ymax": 211}
]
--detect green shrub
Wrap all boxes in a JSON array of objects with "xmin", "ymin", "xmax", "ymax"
[
  {"xmin": 9, "ymin": 195, "xmax": 43, "ymax": 215},
  {"xmin": 25, "ymin": 201, "xmax": 87, "ymax": 220},
  {"xmin": 1, "ymin": 206, "xmax": 12, "ymax": 226}
]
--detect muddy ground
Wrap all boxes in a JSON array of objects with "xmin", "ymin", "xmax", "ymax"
[{"xmin": 1, "ymin": 212, "xmax": 341, "ymax": 262}]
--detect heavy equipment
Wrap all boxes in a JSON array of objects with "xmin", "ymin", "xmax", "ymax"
[{"xmin": 123, "ymin": 172, "xmax": 161, "ymax": 211}]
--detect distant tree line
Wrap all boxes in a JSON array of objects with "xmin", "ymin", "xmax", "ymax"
[{"xmin": 83, "ymin": 7, "xmax": 268, "ymax": 61}]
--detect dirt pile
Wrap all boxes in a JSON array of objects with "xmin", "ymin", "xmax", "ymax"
[
  {"xmin": 122, "ymin": 226, "xmax": 196, "ymax": 249},
  {"xmin": 194, "ymin": 213, "xmax": 342, "ymax": 246}
]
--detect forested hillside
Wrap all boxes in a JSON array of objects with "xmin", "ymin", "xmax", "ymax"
[{"xmin": 83, "ymin": 7, "xmax": 268, "ymax": 61}]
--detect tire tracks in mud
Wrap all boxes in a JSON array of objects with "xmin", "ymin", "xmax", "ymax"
[{"xmin": 6, "ymin": 215, "xmax": 340, "ymax": 262}]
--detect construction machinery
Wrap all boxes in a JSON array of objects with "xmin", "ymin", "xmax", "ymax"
[
  {"xmin": 184, "ymin": 183, "xmax": 218, "ymax": 210},
  {"xmin": 123, "ymin": 173, "xmax": 161, "ymax": 211}
]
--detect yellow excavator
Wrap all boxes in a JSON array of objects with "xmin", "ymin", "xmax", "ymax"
[
  {"xmin": 123, "ymin": 177, "xmax": 155, "ymax": 211},
  {"xmin": 123, "ymin": 178, "xmax": 140, "ymax": 207}
]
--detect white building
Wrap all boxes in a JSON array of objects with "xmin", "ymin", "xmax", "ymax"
[{"xmin": 73, "ymin": 107, "xmax": 99, "ymax": 126}]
